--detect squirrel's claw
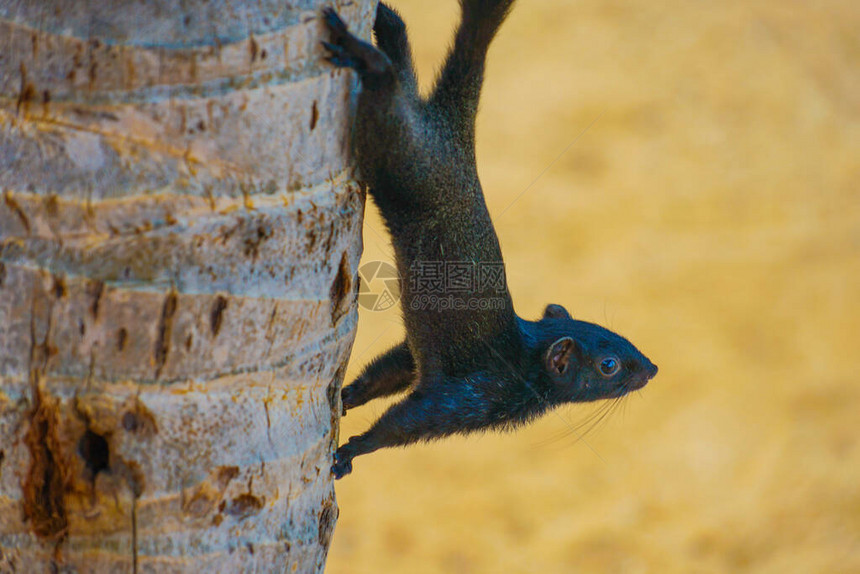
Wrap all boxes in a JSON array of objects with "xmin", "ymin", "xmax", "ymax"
[
  {"xmin": 322, "ymin": 7, "xmax": 349, "ymax": 37},
  {"xmin": 321, "ymin": 41, "xmax": 358, "ymax": 69}
]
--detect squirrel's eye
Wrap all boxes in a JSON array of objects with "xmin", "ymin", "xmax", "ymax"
[{"xmin": 598, "ymin": 357, "xmax": 620, "ymax": 377}]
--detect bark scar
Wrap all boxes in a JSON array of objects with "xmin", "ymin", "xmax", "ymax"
[
  {"xmin": 209, "ymin": 295, "xmax": 228, "ymax": 337},
  {"xmin": 23, "ymin": 283, "xmax": 68, "ymax": 541},
  {"xmin": 329, "ymin": 251, "xmax": 352, "ymax": 325},
  {"xmin": 22, "ymin": 387, "xmax": 68, "ymax": 540},
  {"xmin": 154, "ymin": 291, "xmax": 178, "ymax": 379},
  {"xmin": 88, "ymin": 280, "xmax": 105, "ymax": 318}
]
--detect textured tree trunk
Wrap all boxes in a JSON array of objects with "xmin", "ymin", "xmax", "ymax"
[{"xmin": 0, "ymin": 1, "xmax": 371, "ymax": 571}]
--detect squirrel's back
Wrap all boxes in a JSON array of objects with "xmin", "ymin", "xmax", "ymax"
[{"xmin": 348, "ymin": 1, "xmax": 519, "ymax": 372}]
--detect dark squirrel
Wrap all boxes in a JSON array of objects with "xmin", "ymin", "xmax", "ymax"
[{"xmin": 323, "ymin": 0, "xmax": 657, "ymax": 479}]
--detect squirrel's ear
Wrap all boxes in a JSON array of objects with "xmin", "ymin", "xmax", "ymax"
[
  {"xmin": 543, "ymin": 303, "xmax": 571, "ymax": 320},
  {"xmin": 545, "ymin": 337, "xmax": 576, "ymax": 375}
]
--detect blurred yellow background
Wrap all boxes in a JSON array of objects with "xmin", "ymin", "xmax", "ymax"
[{"xmin": 327, "ymin": 0, "xmax": 860, "ymax": 572}]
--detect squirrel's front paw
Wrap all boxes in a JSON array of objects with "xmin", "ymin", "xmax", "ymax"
[
  {"xmin": 340, "ymin": 384, "xmax": 360, "ymax": 414},
  {"xmin": 331, "ymin": 449, "xmax": 354, "ymax": 479}
]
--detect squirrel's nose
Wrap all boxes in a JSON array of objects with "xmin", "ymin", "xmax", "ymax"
[{"xmin": 647, "ymin": 363, "xmax": 658, "ymax": 378}]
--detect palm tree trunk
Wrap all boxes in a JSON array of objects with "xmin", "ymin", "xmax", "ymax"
[{"xmin": 0, "ymin": 1, "xmax": 372, "ymax": 571}]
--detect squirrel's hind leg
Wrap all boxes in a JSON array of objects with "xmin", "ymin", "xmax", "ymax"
[
  {"xmin": 429, "ymin": 0, "xmax": 516, "ymax": 136},
  {"xmin": 322, "ymin": 8, "xmax": 393, "ymax": 85},
  {"xmin": 374, "ymin": 3, "xmax": 418, "ymax": 97}
]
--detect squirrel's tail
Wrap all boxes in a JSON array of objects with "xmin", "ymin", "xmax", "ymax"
[{"xmin": 429, "ymin": 0, "xmax": 517, "ymax": 140}]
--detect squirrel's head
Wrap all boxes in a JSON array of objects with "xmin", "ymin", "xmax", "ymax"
[{"xmin": 538, "ymin": 304, "xmax": 658, "ymax": 402}]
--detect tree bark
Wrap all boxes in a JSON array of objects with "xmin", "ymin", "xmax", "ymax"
[{"xmin": 0, "ymin": 1, "xmax": 371, "ymax": 571}]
